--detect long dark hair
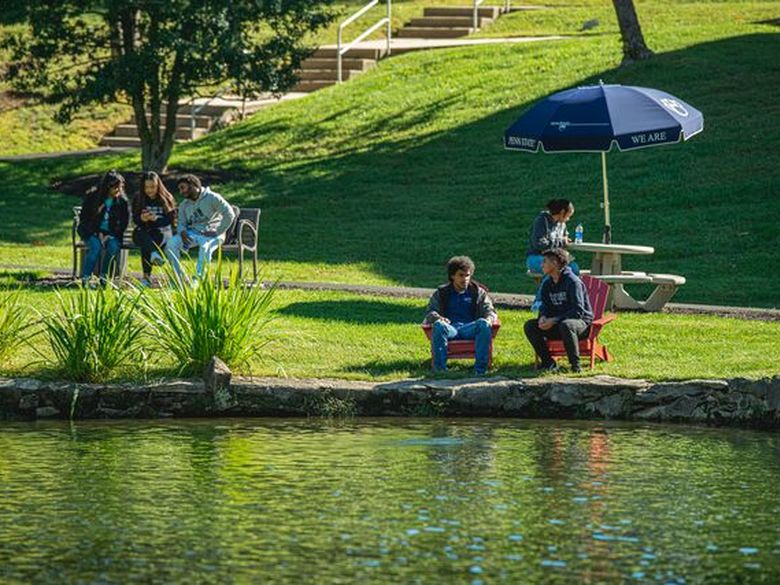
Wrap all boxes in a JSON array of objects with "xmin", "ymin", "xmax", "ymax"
[
  {"xmin": 546, "ymin": 198, "xmax": 573, "ymax": 216},
  {"xmin": 89, "ymin": 170, "xmax": 125, "ymax": 201},
  {"xmin": 135, "ymin": 171, "xmax": 176, "ymax": 216}
]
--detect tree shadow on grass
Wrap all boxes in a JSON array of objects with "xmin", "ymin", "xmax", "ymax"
[
  {"xmin": 4, "ymin": 33, "xmax": 779, "ymax": 306},
  {"xmin": 276, "ymin": 299, "xmax": 423, "ymax": 324},
  {"xmin": 341, "ymin": 358, "xmax": 539, "ymax": 378}
]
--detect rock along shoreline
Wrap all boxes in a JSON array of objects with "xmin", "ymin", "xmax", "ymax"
[{"xmin": 2, "ymin": 369, "xmax": 780, "ymax": 429}]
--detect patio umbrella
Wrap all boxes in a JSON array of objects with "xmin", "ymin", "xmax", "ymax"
[{"xmin": 504, "ymin": 82, "xmax": 703, "ymax": 243}]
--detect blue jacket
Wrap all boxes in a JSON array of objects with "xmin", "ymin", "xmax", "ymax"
[{"xmin": 540, "ymin": 267, "xmax": 593, "ymax": 323}]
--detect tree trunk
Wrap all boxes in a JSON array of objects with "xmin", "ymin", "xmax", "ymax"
[{"xmin": 612, "ymin": 0, "xmax": 653, "ymax": 62}]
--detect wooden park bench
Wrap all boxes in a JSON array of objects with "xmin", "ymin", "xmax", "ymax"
[{"xmin": 71, "ymin": 205, "xmax": 261, "ymax": 283}]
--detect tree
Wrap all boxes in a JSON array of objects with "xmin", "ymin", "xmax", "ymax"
[
  {"xmin": 2, "ymin": 0, "xmax": 333, "ymax": 172},
  {"xmin": 612, "ymin": 0, "xmax": 653, "ymax": 62}
]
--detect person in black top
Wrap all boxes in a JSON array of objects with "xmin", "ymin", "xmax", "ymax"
[
  {"xmin": 78, "ymin": 170, "xmax": 129, "ymax": 286},
  {"xmin": 132, "ymin": 171, "xmax": 177, "ymax": 286},
  {"xmin": 524, "ymin": 249, "xmax": 593, "ymax": 373}
]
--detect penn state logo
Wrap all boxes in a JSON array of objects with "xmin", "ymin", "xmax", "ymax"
[{"xmin": 659, "ymin": 98, "xmax": 689, "ymax": 117}]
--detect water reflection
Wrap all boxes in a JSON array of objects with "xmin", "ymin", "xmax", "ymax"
[{"xmin": 0, "ymin": 419, "xmax": 779, "ymax": 583}]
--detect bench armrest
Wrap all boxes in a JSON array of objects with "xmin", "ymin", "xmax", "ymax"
[{"xmin": 237, "ymin": 219, "xmax": 257, "ymax": 248}]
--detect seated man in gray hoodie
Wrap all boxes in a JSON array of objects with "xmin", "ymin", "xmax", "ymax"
[{"xmin": 165, "ymin": 174, "xmax": 236, "ymax": 283}]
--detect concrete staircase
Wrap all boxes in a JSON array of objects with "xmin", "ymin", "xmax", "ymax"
[
  {"xmin": 99, "ymin": 96, "xmax": 302, "ymax": 148},
  {"xmin": 292, "ymin": 46, "xmax": 387, "ymax": 93},
  {"xmin": 397, "ymin": 6, "xmax": 502, "ymax": 39}
]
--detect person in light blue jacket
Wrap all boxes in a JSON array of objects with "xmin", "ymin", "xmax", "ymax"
[{"xmin": 165, "ymin": 174, "xmax": 236, "ymax": 285}]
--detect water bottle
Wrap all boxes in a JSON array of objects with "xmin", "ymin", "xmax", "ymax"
[{"xmin": 574, "ymin": 223, "xmax": 584, "ymax": 244}]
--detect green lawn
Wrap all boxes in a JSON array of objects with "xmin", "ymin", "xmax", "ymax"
[
  {"xmin": 2, "ymin": 287, "xmax": 778, "ymax": 382},
  {"xmin": 0, "ymin": 1, "xmax": 778, "ymax": 313}
]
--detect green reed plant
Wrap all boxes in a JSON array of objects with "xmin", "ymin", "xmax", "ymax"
[
  {"xmin": 36, "ymin": 284, "xmax": 145, "ymax": 382},
  {"xmin": 0, "ymin": 288, "xmax": 29, "ymax": 360},
  {"xmin": 141, "ymin": 263, "xmax": 276, "ymax": 376}
]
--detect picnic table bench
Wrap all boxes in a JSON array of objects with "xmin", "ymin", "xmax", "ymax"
[
  {"xmin": 526, "ymin": 241, "xmax": 685, "ymax": 312},
  {"xmin": 71, "ymin": 205, "xmax": 261, "ymax": 283}
]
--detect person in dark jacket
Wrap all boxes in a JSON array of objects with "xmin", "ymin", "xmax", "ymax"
[
  {"xmin": 424, "ymin": 256, "xmax": 498, "ymax": 375},
  {"xmin": 78, "ymin": 170, "xmax": 129, "ymax": 286},
  {"xmin": 526, "ymin": 198, "xmax": 580, "ymax": 311},
  {"xmin": 132, "ymin": 171, "xmax": 177, "ymax": 287},
  {"xmin": 524, "ymin": 248, "xmax": 593, "ymax": 373}
]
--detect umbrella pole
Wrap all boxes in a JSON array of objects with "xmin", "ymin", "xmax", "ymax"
[{"xmin": 601, "ymin": 151, "xmax": 611, "ymax": 244}]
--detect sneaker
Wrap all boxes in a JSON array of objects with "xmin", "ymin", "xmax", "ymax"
[
  {"xmin": 571, "ymin": 364, "xmax": 583, "ymax": 374},
  {"xmin": 150, "ymin": 251, "xmax": 165, "ymax": 266},
  {"xmin": 138, "ymin": 277, "xmax": 153, "ymax": 288},
  {"xmin": 537, "ymin": 361, "xmax": 560, "ymax": 374}
]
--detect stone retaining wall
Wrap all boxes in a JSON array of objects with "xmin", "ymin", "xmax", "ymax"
[{"xmin": 2, "ymin": 374, "xmax": 780, "ymax": 428}]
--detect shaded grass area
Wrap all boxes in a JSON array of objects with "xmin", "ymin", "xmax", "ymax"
[
  {"xmin": 0, "ymin": 2, "xmax": 778, "ymax": 308},
  {"xmin": 2, "ymin": 288, "xmax": 778, "ymax": 382}
]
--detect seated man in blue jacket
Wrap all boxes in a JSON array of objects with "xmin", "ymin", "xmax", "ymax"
[
  {"xmin": 424, "ymin": 256, "xmax": 498, "ymax": 375},
  {"xmin": 524, "ymin": 249, "xmax": 593, "ymax": 373}
]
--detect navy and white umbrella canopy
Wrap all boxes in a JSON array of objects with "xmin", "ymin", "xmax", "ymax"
[{"xmin": 504, "ymin": 83, "xmax": 704, "ymax": 242}]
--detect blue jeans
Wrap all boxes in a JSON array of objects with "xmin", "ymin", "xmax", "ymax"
[
  {"xmin": 82, "ymin": 234, "xmax": 121, "ymax": 280},
  {"xmin": 165, "ymin": 231, "xmax": 222, "ymax": 281},
  {"xmin": 526, "ymin": 255, "xmax": 580, "ymax": 312},
  {"xmin": 432, "ymin": 318, "xmax": 492, "ymax": 374}
]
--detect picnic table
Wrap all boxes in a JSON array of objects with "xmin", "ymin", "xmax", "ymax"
[{"xmin": 567, "ymin": 241, "xmax": 685, "ymax": 312}]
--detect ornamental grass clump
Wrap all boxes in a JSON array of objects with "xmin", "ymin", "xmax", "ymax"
[
  {"xmin": 38, "ymin": 284, "xmax": 145, "ymax": 382},
  {"xmin": 0, "ymin": 289, "xmax": 29, "ymax": 360},
  {"xmin": 141, "ymin": 265, "xmax": 275, "ymax": 376}
]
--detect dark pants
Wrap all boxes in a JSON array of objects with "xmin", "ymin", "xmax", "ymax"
[
  {"xmin": 133, "ymin": 227, "xmax": 165, "ymax": 276},
  {"xmin": 524, "ymin": 318, "xmax": 590, "ymax": 368}
]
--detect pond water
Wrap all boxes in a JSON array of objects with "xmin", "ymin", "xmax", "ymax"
[{"xmin": 1, "ymin": 419, "xmax": 779, "ymax": 583}]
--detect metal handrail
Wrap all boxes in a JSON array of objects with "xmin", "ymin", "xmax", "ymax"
[
  {"xmin": 337, "ymin": 0, "xmax": 391, "ymax": 83},
  {"xmin": 473, "ymin": 0, "xmax": 485, "ymax": 30}
]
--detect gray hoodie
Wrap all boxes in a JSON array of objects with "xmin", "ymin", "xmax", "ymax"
[{"xmin": 178, "ymin": 187, "xmax": 236, "ymax": 241}]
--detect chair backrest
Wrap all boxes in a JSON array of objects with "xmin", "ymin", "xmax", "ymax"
[{"xmin": 581, "ymin": 274, "xmax": 609, "ymax": 320}]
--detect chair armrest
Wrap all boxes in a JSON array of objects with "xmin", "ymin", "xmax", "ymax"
[{"xmin": 592, "ymin": 314, "xmax": 617, "ymax": 327}]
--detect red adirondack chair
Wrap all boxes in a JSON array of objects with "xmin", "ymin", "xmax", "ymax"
[
  {"xmin": 422, "ymin": 318, "xmax": 501, "ymax": 371},
  {"xmin": 538, "ymin": 274, "xmax": 616, "ymax": 370}
]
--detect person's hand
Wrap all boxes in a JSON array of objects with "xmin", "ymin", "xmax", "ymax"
[
  {"xmin": 141, "ymin": 210, "xmax": 153, "ymax": 222},
  {"xmin": 181, "ymin": 230, "xmax": 192, "ymax": 245},
  {"xmin": 438, "ymin": 316, "xmax": 451, "ymax": 325},
  {"xmin": 538, "ymin": 316, "xmax": 556, "ymax": 331}
]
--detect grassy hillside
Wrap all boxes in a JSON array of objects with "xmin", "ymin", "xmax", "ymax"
[{"xmin": 0, "ymin": 1, "xmax": 778, "ymax": 308}]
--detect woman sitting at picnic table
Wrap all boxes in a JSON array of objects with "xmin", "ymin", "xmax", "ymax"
[
  {"xmin": 78, "ymin": 170, "xmax": 129, "ymax": 287},
  {"xmin": 132, "ymin": 171, "xmax": 177, "ymax": 287},
  {"xmin": 526, "ymin": 198, "xmax": 580, "ymax": 311}
]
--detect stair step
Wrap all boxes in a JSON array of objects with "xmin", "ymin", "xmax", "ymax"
[
  {"xmin": 99, "ymin": 136, "xmax": 143, "ymax": 148},
  {"xmin": 397, "ymin": 27, "xmax": 473, "ymax": 38},
  {"xmin": 423, "ymin": 6, "xmax": 501, "ymax": 18},
  {"xmin": 114, "ymin": 124, "xmax": 208, "ymax": 140},
  {"xmin": 291, "ymin": 79, "xmax": 337, "ymax": 92},
  {"xmin": 298, "ymin": 68, "xmax": 365, "ymax": 81},
  {"xmin": 131, "ymin": 113, "xmax": 213, "ymax": 128},
  {"xmin": 160, "ymin": 103, "xmax": 236, "ymax": 117},
  {"xmin": 300, "ymin": 57, "xmax": 376, "ymax": 72},
  {"xmin": 409, "ymin": 16, "xmax": 493, "ymax": 28},
  {"xmin": 312, "ymin": 47, "xmax": 386, "ymax": 60}
]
